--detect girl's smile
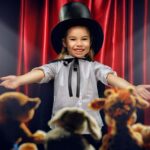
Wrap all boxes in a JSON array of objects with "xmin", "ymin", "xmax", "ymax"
[{"xmin": 63, "ymin": 26, "xmax": 91, "ymax": 58}]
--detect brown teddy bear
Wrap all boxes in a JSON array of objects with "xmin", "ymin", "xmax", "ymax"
[
  {"xmin": 45, "ymin": 107, "xmax": 102, "ymax": 150},
  {"xmin": 88, "ymin": 87, "xmax": 150, "ymax": 150},
  {"xmin": 132, "ymin": 123, "xmax": 150, "ymax": 149},
  {"xmin": 0, "ymin": 92, "xmax": 46, "ymax": 150},
  {"xmin": 18, "ymin": 142, "xmax": 38, "ymax": 150}
]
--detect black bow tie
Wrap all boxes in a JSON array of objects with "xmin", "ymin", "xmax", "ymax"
[{"xmin": 63, "ymin": 57, "xmax": 91, "ymax": 98}]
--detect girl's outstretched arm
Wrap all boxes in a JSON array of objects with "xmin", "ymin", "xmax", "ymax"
[
  {"xmin": 0, "ymin": 69, "xmax": 45, "ymax": 89},
  {"xmin": 107, "ymin": 73, "xmax": 150, "ymax": 100}
]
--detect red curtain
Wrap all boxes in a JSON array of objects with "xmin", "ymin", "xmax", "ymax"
[{"xmin": 17, "ymin": 0, "xmax": 150, "ymax": 123}]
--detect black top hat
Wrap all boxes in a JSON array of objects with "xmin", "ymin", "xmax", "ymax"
[{"xmin": 51, "ymin": 2, "xmax": 103, "ymax": 55}]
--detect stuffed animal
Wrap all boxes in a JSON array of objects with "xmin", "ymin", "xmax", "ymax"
[
  {"xmin": 0, "ymin": 92, "xmax": 46, "ymax": 150},
  {"xmin": 88, "ymin": 87, "xmax": 150, "ymax": 150},
  {"xmin": 18, "ymin": 142, "xmax": 38, "ymax": 150},
  {"xmin": 132, "ymin": 123, "xmax": 150, "ymax": 149},
  {"xmin": 45, "ymin": 107, "xmax": 102, "ymax": 150}
]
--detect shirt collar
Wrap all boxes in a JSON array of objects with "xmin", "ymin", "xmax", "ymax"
[{"xmin": 64, "ymin": 55, "xmax": 86, "ymax": 59}]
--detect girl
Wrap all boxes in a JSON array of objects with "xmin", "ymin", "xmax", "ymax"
[{"xmin": 0, "ymin": 2, "xmax": 150, "ymax": 148}]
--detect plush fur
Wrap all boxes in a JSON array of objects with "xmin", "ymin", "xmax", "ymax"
[
  {"xmin": 45, "ymin": 107, "xmax": 102, "ymax": 150},
  {"xmin": 18, "ymin": 142, "xmax": 38, "ymax": 150},
  {"xmin": 88, "ymin": 87, "xmax": 150, "ymax": 150},
  {"xmin": 0, "ymin": 92, "xmax": 46, "ymax": 149},
  {"xmin": 132, "ymin": 123, "xmax": 150, "ymax": 149}
]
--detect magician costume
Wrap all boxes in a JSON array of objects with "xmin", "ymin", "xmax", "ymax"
[{"xmin": 34, "ymin": 2, "xmax": 117, "ymax": 129}]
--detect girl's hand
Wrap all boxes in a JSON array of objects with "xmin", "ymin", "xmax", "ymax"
[
  {"xmin": 0, "ymin": 75, "xmax": 19, "ymax": 89},
  {"xmin": 135, "ymin": 85, "xmax": 150, "ymax": 101}
]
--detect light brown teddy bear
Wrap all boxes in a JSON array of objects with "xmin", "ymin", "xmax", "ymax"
[
  {"xmin": 45, "ymin": 107, "xmax": 102, "ymax": 150},
  {"xmin": 88, "ymin": 87, "xmax": 150, "ymax": 150},
  {"xmin": 132, "ymin": 123, "xmax": 150, "ymax": 149},
  {"xmin": 0, "ymin": 92, "xmax": 46, "ymax": 150},
  {"xmin": 18, "ymin": 142, "xmax": 38, "ymax": 150}
]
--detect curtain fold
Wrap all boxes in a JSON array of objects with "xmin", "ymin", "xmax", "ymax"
[
  {"xmin": 143, "ymin": 0, "xmax": 148, "ymax": 84},
  {"xmin": 17, "ymin": 0, "xmax": 150, "ymax": 123},
  {"xmin": 127, "ymin": 0, "xmax": 134, "ymax": 83}
]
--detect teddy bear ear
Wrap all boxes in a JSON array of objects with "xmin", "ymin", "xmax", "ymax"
[
  {"xmin": 23, "ymin": 98, "xmax": 41, "ymax": 111},
  {"xmin": 125, "ymin": 87, "xmax": 150, "ymax": 109},
  {"xmin": 85, "ymin": 114, "xmax": 102, "ymax": 140},
  {"xmin": 88, "ymin": 98, "xmax": 106, "ymax": 111},
  {"xmin": 29, "ymin": 98, "xmax": 41, "ymax": 109},
  {"xmin": 48, "ymin": 114, "xmax": 60, "ymax": 127},
  {"xmin": 136, "ymin": 96, "xmax": 150, "ymax": 109},
  {"xmin": 48, "ymin": 107, "xmax": 69, "ymax": 127},
  {"xmin": 104, "ymin": 89, "xmax": 115, "ymax": 97},
  {"xmin": 127, "ymin": 86, "xmax": 135, "ymax": 94}
]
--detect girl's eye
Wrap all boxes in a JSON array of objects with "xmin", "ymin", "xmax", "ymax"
[
  {"xmin": 82, "ymin": 38, "xmax": 88, "ymax": 40},
  {"xmin": 70, "ymin": 39, "xmax": 76, "ymax": 41}
]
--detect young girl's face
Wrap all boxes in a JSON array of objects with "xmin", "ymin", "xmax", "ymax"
[{"xmin": 63, "ymin": 26, "xmax": 91, "ymax": 58}]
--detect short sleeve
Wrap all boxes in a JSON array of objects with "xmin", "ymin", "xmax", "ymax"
[
  {"xmin": 94, "ymin": 61, "xmax": 117, "ymax": 85},
  {"xmin": 33, "ymin": 63, "xmax": 57, "ymax": 83}
]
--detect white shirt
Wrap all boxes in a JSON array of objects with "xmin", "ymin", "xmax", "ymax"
[{"xmin": 35, "ymin": 55, "xmax": 117, "ymax": 128}]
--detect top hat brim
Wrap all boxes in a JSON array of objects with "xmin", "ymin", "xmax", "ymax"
[{"xmin": 51, "ymin": 18, "xmax": 103, "ymax": 55}]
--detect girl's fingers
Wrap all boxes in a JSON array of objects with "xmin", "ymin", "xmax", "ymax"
[
  {"xmin": 0, "ymin": 80, "xmax": 8, "ymax": 86},
  {"xmin": 0, "ymin": 75, "xmax": 15, "ymax": 80},
  {"xmin": 142, "ymin": 85, "xmax": 150, "ymax": 89},
  {"xmin": 142, "ymin": 90, "xmax": 150, "ymax": 100},
  {"xmin": 0, "ymin": 80, "xmax": 11, "ymax": 88},
  {"xmin": 139, "ymin": 90, "xmax": 150, "ymax": 100}
]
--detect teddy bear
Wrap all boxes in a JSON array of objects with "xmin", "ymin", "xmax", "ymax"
[
  {"xmin": 88, "ymin": 87, "xmax": 150, "ymax": 150},
  {"xmin": 0, "ymin": 92, "xmax": 46, "ymax": 150},
  {"xmin": 18, "ymin": 142, "xmax": 38, "ymax": 150},
  {"xmin": 132, "ymin": 123, "xmax": 150, "ymax": 149},
  {"xmin": 45, "ymin": 107, "xmax": 102, "ymax": 150}
]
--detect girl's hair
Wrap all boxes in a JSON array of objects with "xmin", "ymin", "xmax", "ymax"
[{"xmin": 57, "ymin": 25, "xmax": 94, "ymax": 61}]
